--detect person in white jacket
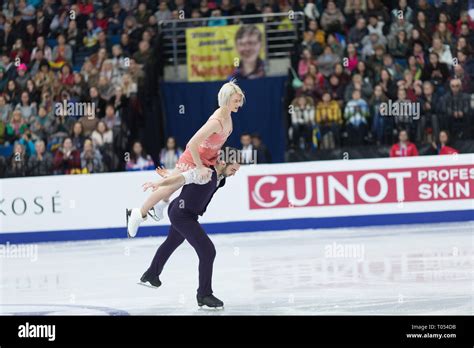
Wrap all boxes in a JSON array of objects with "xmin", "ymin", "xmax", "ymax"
[{"xmin": 429, "ymin": 37, "xmax": 453, "ymax": 67}]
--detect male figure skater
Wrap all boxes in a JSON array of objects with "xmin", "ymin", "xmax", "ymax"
[{"xmin": 137, "ymin": 148, "xmax": 241, "ymax": 309}]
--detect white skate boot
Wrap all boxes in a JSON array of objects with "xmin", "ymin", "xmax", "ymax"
[{"xmin": 126, "ymin": 208, "xmax": 147, "ymax": 238}]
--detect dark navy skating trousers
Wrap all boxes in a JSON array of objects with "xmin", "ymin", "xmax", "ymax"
[{"xmin": 148, "ymin": 200, "xmax": 216, "ymax": 297}]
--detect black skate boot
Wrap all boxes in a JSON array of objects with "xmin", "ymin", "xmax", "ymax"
[
  {"xmin": 197, "ymin": 294, "xmax": 224, "ymax": 309},
  {"xmin": 138, "ymin": 269, "xmax": 161, "ymax": 289}
]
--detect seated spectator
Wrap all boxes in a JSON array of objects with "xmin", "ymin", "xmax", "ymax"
[
  {"xmin": 16, "ymin": 91, "xmax": 37, "ymax": 122},
  {"xmin": 155, "ymin": 1, "xmax": 172, "ymax": 22},
  {"xmin": 453, "ymin": 64, "xmax": 473, "ymax": 94},
  {"xmin": 378, "ymin": 68, "xmax": 397, "ymax": 100},
  {"xmin": 361, "ymin": 32, "xmax": 387, "ymax": 60},
  {"xmin": 0, "ymin": 68, "xmax": 8, "ymax": 92},
  {"xmin": 29, "ymin": 106, "xmax": 52, "ymax": 142},
  {"xmin": 367, "ymin": 14, "xmax": 385, "ymax": 37},
  {"xmin": 344, "ymin": 89, "xmax": 370, "ymax": 146},
  {"xmin": 208, "ymin": 9, "xmax": 227, "ymax": 26},
  {"xmin": 407, "ymin": 56, "xmax": 422, "ymax": 81},
  {"xmin": 6, "ymin": 142, "xmax": 29, "ymax": 177},
  {"xmin": 390, "ymin": 129, "xmax": 419, "ymax": 157},
  {"xmin": 320, "ymin": 0, "xmax": 345, "ymax": 33},
  {"xmin": 300, "ymin": 30, "xmax": 323, "ymax": 58},
  {"xmin": 432, "ymin": 130, "xmax": 459, "ymax": 155},
  {"xmin": 28, "ymin": 140, "xmax": 53, "ymax": 176},
  {"xmin": 382, "ymin": 53, "xmax": 403, "ymax": 81},
  {"xmin": 91, "ymin": 121, "xmax": 113, "ymax": 150},
  {"xmin": 0, "ymin": 95, "xmax": 12, "ymax": 123},
  {"xmin": 83, "ymin": 19, "xmax": 101, "ymax": 52},
  {"xmin": 67, "ymin": 20, "xmax": 79, "ymax": 49},
  {"xmin": 159, "ymin": 136, "xmax": 183, "ymax": 169},
  {"xmin": 71, "ymin": 121, "xmax": 86, "ymax": 152},
  {"xmin": 370, "ymin": 85, "xmax": 393, "ymax": 145},
  {"xmin": 439, "ymin": 78, "xmax": 471, "ymax": 140},
  {"xmin": 298, "ymin": 49, "xmax": 316, "ymax": 79},
  {"xmin": 31, "ymin": 36, "xmax": 52, "ymax": 62},
  {"xmin": 51, "ymin": 34, "xmax": 73, "ymax": 70},
  {"xmin": 421, "ymin": 52, "xmax": 450, "ymax": 92},
  {"xmin": 316, "ymin": 46, "xmax": 340, "ymax": 77},
  {"xmin": 388, "ymin": 30, "xmax": 409, "ymax": 64},
  {"xmin": 126, "ymin": 141, "xmax": 154, "ymax": 171},
  {"xmin": 104, "ymin": 104, "xmax": 121, "ymax": 130},
  {"xmin": 5, "ymin": 109, "xmax": 28, "ymax": 144},
  {"xmin": 315, "ymin": 92, "xmax": 342, "ymax": 149},
  {"xmin": 344, "ymin": 74, "xmax": 373, "ymax": 102},
  {"xmin": 15, "ymin": 64, "xmax": 30, "ymax": 90},
  {"xmin": 50, "ymin": 9, "xmax": 69, "ymax": 36},
  {"xmin": 53, "ymin": 137, "xmax": 81, "ymax": 175},
  {"xmin": 290, "ymin": 96, "xmax": 315, "ymax": 150},
  {"xmin": 429, "ymin": 36, "xmax": 453, "ymax": 67},
  {"xmin": 417, "ymin": 81, "xmax": 440, "ymax": 144},
  {"xmin": 88, "ymin": 86, "xmax": 107, "ymax": 119},
  {"xmin": 393, "ymin": 88, "xmax": 417, "ymax": 141},
  {"xmin": 240, "ymin": 132, "xmax": 254, "ymax": 164},
  {"xmin": 348, "ymin": 18, "xmax": 368, "ymax": 47},
  {"xmin": 81, "ymin": 138, "xmax": 104, "ymax": 173},
  {"xmin": 132, "ymin": 40, "xmax": 152, "ymax": 66},
  {"xmin": 251, "ymin": 133, "xmax": 272, "ymax": 164},
  {"xmin": 18, "ymin": 129, "xmax": 36, "ymax": 156},
  {"xmin": 59, "ymin": 64, "xmax": 75, "ymax": 87},
  {"xmin": 344, "ymin": 43, "xmax": 358, "ymax": 73},
  {"xmin": 325, "ymin": 33, "xmax": 343, "ymax": 57},
  {"xmin": 11, "ymin": 39, "xmax": 31, "ymax": 65}
]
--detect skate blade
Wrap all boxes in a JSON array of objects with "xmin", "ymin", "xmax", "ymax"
[
  {"xmin": 198, "ymin": 305, "xmax": 224, "ymax": 311},
  {"xmin": 137, "ymin": 281, "xmax": 159, "ymax": 289},
  {"xmin": 126, "ymin": 209, "xmax": 133, "ymax": 238},
  {"xmin": 147, "ymin": 211, "xmax": 162, "ymax": 222}
]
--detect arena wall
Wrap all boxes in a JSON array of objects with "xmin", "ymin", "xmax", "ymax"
[{"xmin": 1, "ymin": 154, "xmax": 473, "ymax": 244}]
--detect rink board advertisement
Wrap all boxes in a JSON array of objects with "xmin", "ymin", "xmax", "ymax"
[{"xmin": 0, "ymin": 154, "xmax": 473, "ymax": 243}]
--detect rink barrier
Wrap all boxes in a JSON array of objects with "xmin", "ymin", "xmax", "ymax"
[
  {"xmin": 1, "ymin": 154, "xmax": 473, "ymax": 244},
  {"xmin": 0, "ymin": 210, "xmax": 472, "ymax": 244}
]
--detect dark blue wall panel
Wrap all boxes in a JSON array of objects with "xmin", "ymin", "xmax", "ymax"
[{"xmin": 160, "ymin": 76, "xmax": 288, "ymax": 163}]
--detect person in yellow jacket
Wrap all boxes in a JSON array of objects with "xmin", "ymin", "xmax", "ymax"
[{"xmin": 315, "ymin": 92, "xmax": 342, "ymax": 149}]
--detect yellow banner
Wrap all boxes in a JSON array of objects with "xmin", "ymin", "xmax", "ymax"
[{"xmin": 186, "ymin": 24, "xmax": 266, "ymax": 82}]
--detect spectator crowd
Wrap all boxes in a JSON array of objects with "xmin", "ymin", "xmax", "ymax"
[
  {"xmin": 288, "ymin": 0, "xmax": 473, "ymax": 157},
  {"xmin": 1, "ymin": 0, "xmax": 472, "ymax": 179},
  {"xmin": 0, "ymin": 0, "xmax": 170, "ymax": 177}
]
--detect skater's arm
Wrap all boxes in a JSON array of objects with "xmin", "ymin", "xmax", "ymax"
[
  {"xmin": 143, "ymin": 169, "xmax": 212, "ymax": 192},
  {"xmin": 143, "ymin": 173, "xmax": 185, "ymax": 192},
  {"xmin": 186, "ymin": 119, "xmax": 221, "ymax": 168},
  {"xmin": 159, "ymin": 173, "xmax": 186, "ymax": 187}
]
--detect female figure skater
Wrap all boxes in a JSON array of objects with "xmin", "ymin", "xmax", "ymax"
[{"xmin": 127, "ymin": 80, "xmax": 245, "ymax": 237}]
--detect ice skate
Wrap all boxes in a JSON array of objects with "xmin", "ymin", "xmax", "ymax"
[
  {"xmin": 197, "ymin": 294, "xmax": 224, "ymax": 309},
  {"xmin": 148, "ymin": 200, "xmax": 169, "ymax": 222},
  {"xmin": 137, "ymin": 269, "xmax": 161, "ymax": 289},
  {"xmin": 126, "ymin": 208, "xmax": 147, "ymax": 238}
]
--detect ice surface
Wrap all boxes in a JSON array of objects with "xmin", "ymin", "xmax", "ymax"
[{"xmin": 1, "ymin": 222, "xmax": 472, "ymax": 315}]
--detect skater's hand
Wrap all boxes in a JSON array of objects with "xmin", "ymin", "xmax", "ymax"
[
  {"xmin": 196, "ymin": 166, "xmax": 212, "ymax": 181},
  {"xmin": 155, "ymin": 166, "xmax": 170, "ymax": 178},
  {"xmin": 142, "ymin": 181, "xmax": 160, "ymax": 192}
]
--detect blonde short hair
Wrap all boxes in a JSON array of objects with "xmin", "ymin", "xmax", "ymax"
[{"xmin": 217, "ymin": 79, "xmax": 245, "ymax": 107}]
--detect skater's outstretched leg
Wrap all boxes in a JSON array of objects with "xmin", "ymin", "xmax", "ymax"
[{"xmin": 127, "ymin": 180, "xmax": 183, "ymax": 238}]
